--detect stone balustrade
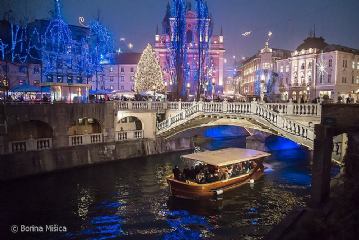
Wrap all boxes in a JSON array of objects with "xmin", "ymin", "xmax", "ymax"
[
  {"xmin": 115, "ymin": 100, "xmax": 321, "ymax": 117},
  {"xmin": 9, "ymin": 138, "xmax": 52, "ymax": 153},
  {"xmin": 116, "ymin": 130, "xmax": 144, "ymax": 141},
  {"xmin": 157, "ymin": 100, "xmax": 316, "ymax": 147},
  {"xmin": 69, "ymin": 133, "xmax": 103, "ymax": 146}
]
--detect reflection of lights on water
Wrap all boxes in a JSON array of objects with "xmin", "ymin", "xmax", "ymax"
[
  {"xmin": 163, "ymin": 210, "xmax": 213, "ymax": 239},
  {"xmin": 264, "ymin": 163, "xmax": 274, "ymax": 174},
  {"xmin": 77, "ymin": 187, "xmax": 94, "ymax": 219}
]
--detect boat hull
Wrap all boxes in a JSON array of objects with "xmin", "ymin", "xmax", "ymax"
[{"xmin": 167, "ymin": 166, "xmax": 264, "ymax": 199}]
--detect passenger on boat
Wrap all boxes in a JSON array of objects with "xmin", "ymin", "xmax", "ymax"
[
  {"xmin": 182, "ymin": 167, "xmax": 190, "ymax": 180},
  {"xmin": 173, "ymin": 166, "xmax": 182, "ymax": 180}
]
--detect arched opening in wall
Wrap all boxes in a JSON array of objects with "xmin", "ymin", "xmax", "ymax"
[
  {"xmin": 68, "ymin": 118, "xmax": 103, "ymax": 146},
  {"xmin": 68, "ymin": 118, "xmax": 101, "ymax": 135},
  {"xmin": 8, "ymin": 120, "xmax": 53, "ymax": 152},
  {"xmin": 116, "ymin": 116, "xmax": 144, "ymax": 141}
]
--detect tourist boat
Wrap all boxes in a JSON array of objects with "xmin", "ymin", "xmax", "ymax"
[{"xmin": 167, "ymin": 148, "xmax": 271, "ymax": 199}]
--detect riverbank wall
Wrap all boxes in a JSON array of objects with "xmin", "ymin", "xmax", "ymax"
[{"xmin": 0, "ymin": 138, "xmax": 193, "ymax": 181}]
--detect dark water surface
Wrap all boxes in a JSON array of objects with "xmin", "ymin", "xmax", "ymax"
[{"xmin": 0, "ymin": 137, "xmax": 311, "ymax": 240}]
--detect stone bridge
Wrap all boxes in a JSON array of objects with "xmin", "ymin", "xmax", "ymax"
[
  {"xmin": 156, "ymin": 100, "xmax": 321, "ymax": 149},
  {"xmin": 0, "ymin": 100, "xmax": 321, "ymax": 154}
]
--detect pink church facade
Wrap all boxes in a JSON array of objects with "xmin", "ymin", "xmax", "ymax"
[{"xmin": 154, "ymin": 9, "xmax": 225, "ymax": 98}]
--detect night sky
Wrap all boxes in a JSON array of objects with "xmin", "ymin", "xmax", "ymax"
[{"xmin": 1, "ymin": 0, "xmax": 359, "ymax": 63}]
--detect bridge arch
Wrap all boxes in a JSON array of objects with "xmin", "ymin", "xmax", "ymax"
[
  {"xmin": 8, "ymin": 120, "xmax": 53, "ymax": 141},
  {"xmin": 116, "ymin": 116, "xmax": 143, "ymax": 132},
  {"xmin": 7, "ymin": 120, "xmax": 54, "ymax": 152},
  {"xmin": 68, "ymin": 117, "xmax": 102, "ymax": 135}
]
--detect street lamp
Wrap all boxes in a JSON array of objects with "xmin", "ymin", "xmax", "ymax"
[
  {"xmin": 164, "ymin": 82, "xmax": 168, "ymax": 101},
  {"xmin": 152, "ymin": 85, "xmax": 156, "ymax": 100},
  {"xmin": 212, "ymin": 78, "xmax": 216, "ymax": 101},
  {"xmin": 306, "ymin": 86, "xmax": 310, "ymax": 102},
  {"xmin": 186, "ymin": 82, "xmax": 191, "ymax": 100}
]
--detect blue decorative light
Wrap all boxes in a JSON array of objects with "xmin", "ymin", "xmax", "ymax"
[{"xmin": 1, "ymin": 0, "xmax": 113, "ymax": 85}]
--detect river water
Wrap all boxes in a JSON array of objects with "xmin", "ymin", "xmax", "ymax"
[{"xmin": 0, "ymin": 136, "xmax": 312, "ymax": 240}]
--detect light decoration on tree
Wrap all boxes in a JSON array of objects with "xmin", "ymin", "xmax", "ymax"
[
  {"xmin": 196, "ymin": 0, "xmax": 211, "ymax": 99},
  {"xmin": 41, "ymin": 0, "xmax": 74, "ymax": 78},
  {"xmin": 0, "ymin": 0, "xmax": 113, "ymax": 86},
  {"xmin": 87, "ymin": 20, "xmax": 113, "ymax": 88},
  {"xmin": 0, "ymin": 39, "xmax": 8, "ymax": 61},
  {"xmin": 135, "ymin": 44, "xmax": 164, "ymax": 94},
  {"xmin": 170, "ymin": 0, "xmax": 187, "ymax": 98}
]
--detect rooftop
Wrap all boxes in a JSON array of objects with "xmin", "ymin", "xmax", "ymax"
[{"xmin": 111, "ymin": 53, "xmax": 141, "ymax": 65}]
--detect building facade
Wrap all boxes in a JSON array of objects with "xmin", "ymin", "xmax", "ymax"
[
  {"xmin": 239, "ymin": 42, "xmax": 290, "ymax": 100},
  {"xmin": 276, "ymin": 36, "xmax": 359, "ymax": 102},
  {"xmin": 154, "ymin": 7, "xmax": 225, "ymax": 98},
  {"xmin": 90, "ymin": 53, "xmax": 141, "ymax": 93}
]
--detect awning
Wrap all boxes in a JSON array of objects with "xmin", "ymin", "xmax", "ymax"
[
  {"xmin": 181, "ymin": 148, "xmax": 271, "ymax": 167},
  {"xmin": 10, "ymin": 84, "xmax": 51, "ymax": 93},
  {"xmin": 89, "ymin": 89, "xmax": 113, "ymax": 95},
  {"xmin": 10, "ymin": 84, "xmax": 41, "ymax": 93}
]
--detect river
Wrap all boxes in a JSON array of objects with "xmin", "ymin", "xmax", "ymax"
[{"xmin": 0, "ymin": 135, "xmax": 312, "ymax": 240}]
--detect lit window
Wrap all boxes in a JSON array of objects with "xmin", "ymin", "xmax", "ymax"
[
  {"xmin": 110, "ymin": 67, "xmax": 113, "ymax": 72},
  {"xmin": 110, "ymin": 85, "xmax": 114, "ymax": 90},
  {"xmin": 357, "ymin": 62, "xmax": 359, "ymax": 70},
  {"xmin": 280, "ymin": 66, "xmax": 284, "ymax": 73},
  {"xmin": 285, "ymin": 65, "xmax": 289, "ymax": 72},
  {"xmin": 130, "ymin": 76, "xmax": 134, "ymax": 82}
]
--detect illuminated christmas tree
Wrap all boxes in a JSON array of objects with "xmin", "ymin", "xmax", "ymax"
[{"xmin": 135, "ymin": 44, "xmax": 164, "ymax": 93}]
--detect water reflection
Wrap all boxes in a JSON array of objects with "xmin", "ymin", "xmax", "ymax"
[
  {"xmin": 0, "ymin": 136, "xmax": 311, "ymax": 240},
  {"xmin": 163, "ymin": 210, "xmax": 213, "ymax": 240}
]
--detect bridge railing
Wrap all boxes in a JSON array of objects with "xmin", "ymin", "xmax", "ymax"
[
  {"xmin": 157, "ymin": 100, "xmax": 316, "ymax": 144},
  {"xmin": 264, "ymin": 102, "xmax": 320, "ymax": 116},
  {"xmin": 115, "ymin": 100, "xmax": 321, "ymax": 116},
  {"xmin": 254, "ymin": 104, "xmax": 315, "ymax": 141},
  {"xmin": 69, "ymin": 133, "xmax": 103, "ymax": 146},
  {"xmin": 9, "ymin": 138, "xmax": 53, "ymax": 153},
  {"xmin": 116, "ymin": 130, "xmax": 144, "ymax": 141}
]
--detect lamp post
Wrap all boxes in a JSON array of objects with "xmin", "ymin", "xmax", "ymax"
[
  {"xmin": 186, "ymin": 82, "xmax": 191, "ymax": 101},
  {"xmin": 152, "ymin": 85, "xmax": 156, "ymax": 100},
  {"xmin": 212, "ymin": 78, "xmax": 216, "ymax": 101},
  {"xmin": 307, "ymin": 86, "xmax": 310, "ymax": 102},
  {"xmin": 164, "ymin": 82, "xmax": 168, "ymax": 101}
]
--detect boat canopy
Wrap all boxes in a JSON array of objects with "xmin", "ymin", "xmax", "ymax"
[{"xmin": 181, "ymin": 148, "xmax": 270, "ymax": 167}]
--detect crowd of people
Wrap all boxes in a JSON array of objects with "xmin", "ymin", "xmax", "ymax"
[{"xmin": 172, "ymin": 161, "xmax": 257, "ymax": 184}]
